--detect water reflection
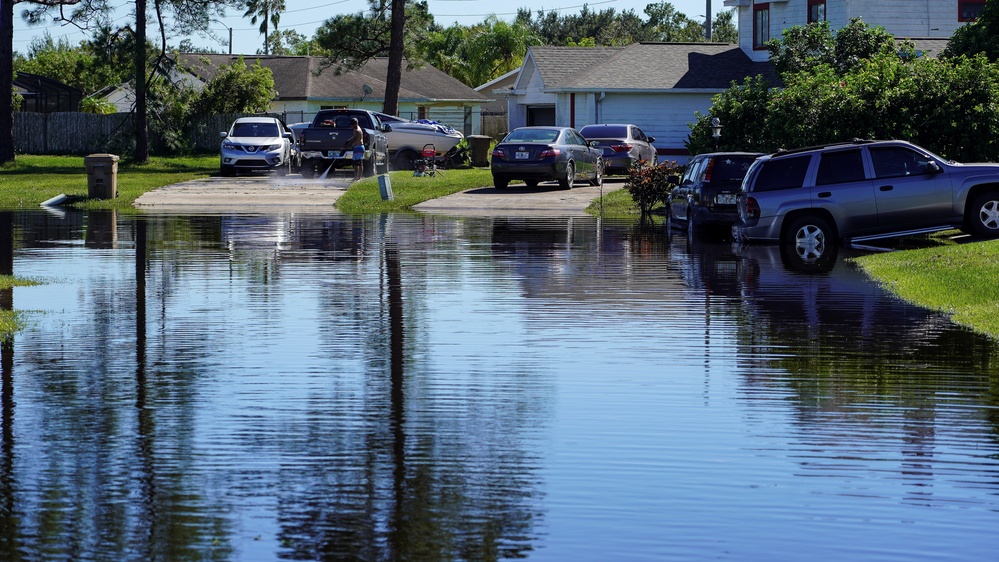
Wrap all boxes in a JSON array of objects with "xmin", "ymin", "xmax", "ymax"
[{"xmin": 0, "ymin": 211, "xmax": 996, "ymax": 560}]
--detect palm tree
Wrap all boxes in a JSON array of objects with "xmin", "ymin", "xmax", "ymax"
[{"xmin": 243, "ymin": 0, "xmax": 285, "ymax": 55}]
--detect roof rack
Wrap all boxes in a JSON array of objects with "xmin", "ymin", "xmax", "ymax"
[{"xmin": 771, "ymin": 138, "xmax": 875, "ymax": 156}]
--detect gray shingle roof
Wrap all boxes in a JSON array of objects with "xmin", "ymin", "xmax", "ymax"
[
  {"xmin": 528, "ymin": 46, "xmax": 625, "ymax": 89},
  {"xmin": 555, "ymin": 43, "xmax": 779, "ymax": 90},
  {"xmin": 176, "ymin": 54, "xmax": 488, "ymax": 103}
]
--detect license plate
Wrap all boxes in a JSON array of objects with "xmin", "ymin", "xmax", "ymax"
[
  {"xmin": 328, "ymin": 151, "xmax": 344, "ymax": 158},
  {"xmin": 515, "ymin": 151, "xmax": 530, "ymax": 159},
  {"xmin": 716, "ymin": 193, "xmax": 737, "ymax": 205}
]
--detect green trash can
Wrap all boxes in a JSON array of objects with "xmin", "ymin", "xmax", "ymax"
[
  {"xmin": 84, "ymin": 153, "xmax": 120, "ymax": 199},
  {"xmin": 466, "ymin": 135, "xmax": 492, "ymax": 167}
]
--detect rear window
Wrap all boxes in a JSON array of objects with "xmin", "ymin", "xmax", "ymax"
[
  {"xmin": 579, "ymin": 125, "xmax": 628, "ymax": 138},
  {"xmin": 752, "ymin": 155, "xmax": 811, "ymax": 192},
  {"xmin": 709, "ymin": 156, "xmax": 758, "ymax": 182}
]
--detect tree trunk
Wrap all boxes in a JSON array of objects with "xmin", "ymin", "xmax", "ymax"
[
  {"xmin": 0, "ymin": 0, "xmax": 15, "ymax": 165},
  {"xmin": 134, "ymin": 0, "xmax": 148, "ymax": 163},
  {"xmin": 382, "ymin": 0, "xmax": 405, "ymax": 116}
]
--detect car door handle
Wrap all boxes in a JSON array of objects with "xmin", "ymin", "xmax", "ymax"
[
  {"xmin": 817, "ymin": 192, "xmax": 832, "ymax": 198},
  {"xmin": 879, "ymin": 185, "xmax": 894, "ymax": 191}
]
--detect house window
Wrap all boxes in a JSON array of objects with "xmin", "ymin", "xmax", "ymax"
[
  {"xmin": 754, "ymin": 3, "xmax": 770, "ymax": 50},
  {"xmin": 808, "ymin": 0, "xmax": 826, "ymax": 23},
  {"xmin": 959, "ymin": 0, "xmax": 985, "ymax": 22}
]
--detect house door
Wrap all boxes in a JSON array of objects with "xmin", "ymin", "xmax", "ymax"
[{"xmin": 527, "ymin": 106, "xmax": 555, "ymax": 126}]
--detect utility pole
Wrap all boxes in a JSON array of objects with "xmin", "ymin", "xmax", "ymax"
[{"xmin": 705, "ymin": 0, "xmax": 712, "ymax": 41}]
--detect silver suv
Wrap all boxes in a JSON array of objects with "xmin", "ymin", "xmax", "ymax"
[
  {"xmin": 735, "ymin": 139, "xmax": 999, "ymax": 261},
  {"xmin": 220, "ymin": 116, "xmax": 295, "ymax": 177}
]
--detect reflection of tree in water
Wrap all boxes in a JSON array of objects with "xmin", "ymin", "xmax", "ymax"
[{"xmin": 273, "ymin": 226, "xmax": 542, "ymax": 561}]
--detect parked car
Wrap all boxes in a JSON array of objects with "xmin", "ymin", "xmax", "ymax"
[
  {"xmin": 372, "ymin": 112, "xmax": 465, "ymax": 170},
  {"xmin": 578, "ymin": 123, "xmax": 657, "ymax": 174},
  {"xmin": 667, "ymin": 151, "xmax": 762, "ymax": 235},
  {"xmin": 735, "ymin": 139, "xmax": 999, "ymax": 262},
  {"xmin": 491, "ymin": 126, "xmax": 603, "ymax": 190},
  {"xmin": 219, "ymin": 117, "xmax": 295, "ymax": 177}
]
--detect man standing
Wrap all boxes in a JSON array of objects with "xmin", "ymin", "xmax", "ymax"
[{"xmin": 350, "ymin": 118, "xmax": 364, "ymax": 182}]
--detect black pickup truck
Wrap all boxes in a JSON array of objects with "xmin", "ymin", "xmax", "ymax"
[{"xmin": 297, "ymin": 109, "xmax": 391, "ymax": 178}]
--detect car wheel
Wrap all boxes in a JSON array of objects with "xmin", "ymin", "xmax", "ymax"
[
  {"xmin": 784, "ymin": 215, "xmax": 834, "ymax": 262},
  {"xmin": 559, "ymin": 162, "xmax": 575, "ymax": 190},
  {"xmin": 966, "ymin": 192, "xmax": 999, "ymax": 237},
  {"xmin": 493, "ymin": 176, "xmax": 509, "ymax": 190},
  {"xmin": 220, "ymin": 165, "xmax": 235, "ymax": 177},
  {"xmin": 589, "ymin": 159, "xmax": 604, "ymax": 187},
  {"xmin": 300, "ymin": 158, "xmax": 315, "ymax": 179},
  {"xmin": 525, "ymin": 180, "xmax": 540, "ymax": 189},
  {"xmin": 394, "ymin": 150, "xmax": 419, "ymax": 171}
]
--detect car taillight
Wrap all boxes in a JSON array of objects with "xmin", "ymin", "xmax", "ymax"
[
  {"xmin": 539, "ymin": 147, "xmax": 560, "ymax": 158},
  {"xmin": 745, "ymin": 196, "xmax": 761, "ymax": 219},
  {"xmin": 492, "ymin": 148, "xmax": 506, "ymax": 160},
  {"xmin": 703, "ymin": 158, "xmax": 715, "ymax": 182},
  {"xmin": 611, "ymin": 143, "xmax": 632, "ymax": 153}
]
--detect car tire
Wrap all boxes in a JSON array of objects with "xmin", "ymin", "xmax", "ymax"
[
  {"xmin": 220, "ymin": 165, "xmax": 236, "ymax": 177},
  {"xmin": 525, "ymin": 180, "xmax": 540, "ymax": 189},
  {"xmin": 394, "ymin": 150, "xmax": 419, "ymax": 171},
  {"xmin": 589, "ymin": 159, "xmax": 603, "ymax": 187},
  {"xmin": 494, "ymin": 176, "xmax": 509, "ymax": 190},
  {"xmin": 784, "ymin": 215, "xmax": 834, "ymax": 262},
  {"xmin": 966, "ymin": 192, "xmax": 999, "ymax": 237},
  {"xmin": 559, "ymin": 162, "xmax": 575, "ymax": 190},
  {"xmin": 300, "ymin": 159, "xmax": 315, "ymax": 179}
]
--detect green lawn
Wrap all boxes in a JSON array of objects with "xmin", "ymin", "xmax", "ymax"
[
  {"xmin": 852, "ymin": 240, "xmax": 999, "ymax": 340},
  {"xmin": 0, "ymin": 154, "xmax": 219, "ymax": 210}
]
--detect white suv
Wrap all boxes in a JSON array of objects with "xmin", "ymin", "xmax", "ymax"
[{"xmin": 220, "ymin": 117, "xmax": 295, "ymax": 176}]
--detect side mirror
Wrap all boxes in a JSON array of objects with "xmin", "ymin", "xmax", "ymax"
[
  {"xmin": 667, "ymin": 174, "xmax": 680, "ymax": 185},
  {"xmin": 220, "ymin": 132, "xmax": 228, "ymax": 139},
  {"xmin": 648, "ymin": 136, "xmax": 656, "ymax": 143},
  {"xmin": 383, "ymin": 124, "xmax": 393, "ymax": 133},
  {"xmin": 282, "ymin": 132, "xmax": 292, "ymax": 139},
  {"xmin": 927, "ymin": 160, "xmax": 941, "ymax": 174}
]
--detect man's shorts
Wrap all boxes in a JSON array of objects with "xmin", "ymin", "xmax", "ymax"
[{"xmin": 352, "ymin": 146, "xmax": 365, "ymax": 161}]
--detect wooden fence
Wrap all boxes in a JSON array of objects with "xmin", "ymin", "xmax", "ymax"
[{"xmin": 12, "ymin": 111, "xmax": 508, "ymax": 155}]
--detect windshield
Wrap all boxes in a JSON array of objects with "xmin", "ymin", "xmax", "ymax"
[
  {"xmin": 504, "ymin": 128, "xmax": 560, "ymax": 143},
  {"xmin": 232, "ymin": 122, "xmax": 280, "ymax": 138}
]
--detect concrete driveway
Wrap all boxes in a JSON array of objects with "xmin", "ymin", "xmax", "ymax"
[{"xmin": 133, "ymin": 172, "xmax": 627, "ymax": 215}]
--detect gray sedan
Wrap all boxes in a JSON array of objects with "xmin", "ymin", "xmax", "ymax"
[{"xmin": 491, "ymin": 126, "xmax": 603, "ymax": 190}]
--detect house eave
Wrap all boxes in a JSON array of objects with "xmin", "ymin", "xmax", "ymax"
[{"xmin": 545, "ymin": 88, "xmax": 728, "ymax": 95}]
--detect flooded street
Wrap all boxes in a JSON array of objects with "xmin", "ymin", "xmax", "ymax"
[{"xmin": 1, "ymin": 210, "xmax": 997, "ymax": 561}]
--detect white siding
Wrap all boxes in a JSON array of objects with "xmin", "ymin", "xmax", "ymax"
[{"xmin": 734, "ymin": 0, "xmax": 962, "ymax": 60}]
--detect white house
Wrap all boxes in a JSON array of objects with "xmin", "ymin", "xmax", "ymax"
[
  {"xmin": 724, "ymin": 0, "xmax": 980, "ymax": 61},
  {"xmin": 505, "ymin": 44, "xmax": 779, "ymax": 163}
]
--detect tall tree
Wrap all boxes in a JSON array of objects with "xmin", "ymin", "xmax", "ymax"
[
  {"xmin": 243, "ymin": 0, "xmax": 283, "ymax": 55},
  {"xmin": 313, "ymin": 1, "xmax": 433, "ymax": 114}
]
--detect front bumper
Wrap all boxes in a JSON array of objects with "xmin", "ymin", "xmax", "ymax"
[{"xmin": 221, "ymin": 147, "xmax": 286, "ymax": 169}]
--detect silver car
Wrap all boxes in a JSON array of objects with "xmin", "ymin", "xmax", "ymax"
[
  {"xmin": 578, "ymin": 123, "xmax": 657, "ymax": 175},
  {"xmin": 220, "ymin": 117, "xmax": 295, "ymax": 176},
  {"xmin": 735, "ymin": 139, "xmax": 999, "ymax": 262}
]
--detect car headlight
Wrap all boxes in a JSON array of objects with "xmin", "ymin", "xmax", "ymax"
[
  {"xmin": 222, "ymin": 141, "xmax": 236, "ymax": 150},
  {"xmin": 265, "ymin": 144, "xmax": 281, "ymax": 151}
]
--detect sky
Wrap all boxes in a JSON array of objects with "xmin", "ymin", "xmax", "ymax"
[{"xmin": 10, "ymin": 0, "xmax": 720, "ymax": 56}]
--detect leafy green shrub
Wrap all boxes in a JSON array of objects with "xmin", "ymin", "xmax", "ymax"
[{"xmin": 625, "ymin": 160, "xmax": 683, "ymax": 219}]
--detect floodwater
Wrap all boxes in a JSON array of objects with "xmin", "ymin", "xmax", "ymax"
[{"xmin": 0, "ymin": 210, "xmax": 997, "ymax": 561}]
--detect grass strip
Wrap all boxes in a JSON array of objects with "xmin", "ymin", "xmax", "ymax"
[
  {"xmin": 853, "ymin": 240, "xmax": 999, "ymax": 340},
  {"xmin": 336, "ymin": 168, "xmax": 497, "ymax": 213},
  {"xmin": 0, "ymin": 154, "xmax": 218, "ymax": 210},
  {"xmin": 0, "ymin": 275, "xmax": 44, "ymax": 340}
]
